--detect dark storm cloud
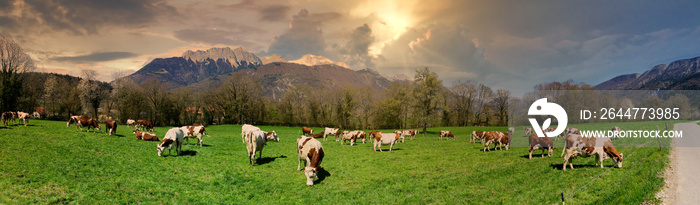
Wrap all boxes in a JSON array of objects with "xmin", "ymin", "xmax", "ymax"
[
  {"xmin": 265, "ymin": 9, "xmax": 341, "ymax": 60},
  {"xmin": 52, "ymin": 52, "xmax": 138, "ymax": 63},
  {"xmin": 334, "ymin": 24, "xmax": 375, "ymax": 69},
  {"xmin": 0, "ymin": 0, "xmax": 178, "ymax": 35}
]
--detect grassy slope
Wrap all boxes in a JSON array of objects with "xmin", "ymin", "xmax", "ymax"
[{"xmin": 0, "ymin": 120, "xmax": 673, "ymax": 204}]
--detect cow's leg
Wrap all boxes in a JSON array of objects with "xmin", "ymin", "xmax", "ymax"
[
  {"xmin": 563, "ymin": 156, "xmax": 569, "ymax": 171},
  {"xmin": 389, "ymin": 143, "xmax": 393, "ymax": 151},
  {"xmin": 529, "ymin": 148, "xmax": 533, "ymax": 159},
  {"xmin": 199, "ymin": 136, "xmax": 203, "ymax": 147}
]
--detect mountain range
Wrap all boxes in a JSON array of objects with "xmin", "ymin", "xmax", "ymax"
[
  {"xmin": 595, "ymin": 56, "xmax": 700, "ymax": 90},
  {"xmin": 126, "ymin": 47, "xmax": 393, "ymax": 99}
]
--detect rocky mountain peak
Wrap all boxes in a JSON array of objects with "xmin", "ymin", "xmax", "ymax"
[{"xmin": 290, "ymin": 54, "xmax": 350, "ymax": 68}]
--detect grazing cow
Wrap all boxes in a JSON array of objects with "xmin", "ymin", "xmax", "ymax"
[
  {"xmin": 181, "ymin": 125, "xmax": 207, "ymax": 146},
  {"xmin": 297, "ymin": 135, "xmax": 324, "ymax": 186},
  {"xmin": 105, "ymin": 119, "xmax": 117, "ymax": 136},
  {"xmin": 136, "ymin": 120, "xmax": 154, "ymax": 132},
  {"xmin": 322, "ymin": 127, "xmax": 341, "ymax": 141},
  {"xmin": 76, "ymin": 116, "xmax": 101, "ymax": 133},
  {"xmin": 562, "ymin": 134, "xmax": 624, "ymax": 170},
  {"xmin": 157, "ymin": 128, "xmax": 184, "ymax": 156},
  {"xmin": 302, "ymin": 126, "xmax": 313, "ymax": 136},
  {"xmin": 373, "ymin": 131, "xmax": 402, "ymax": 152},
  {"xmin": 524, "ymin": 127, "xmax": 533, "ymax": 137},
  {"xmin": 1, "ymin": 112, "xmax": 12, "ymax": 126},
  {"xmin": 67, "ymin": 115, "xmax": 83, "ymax": 127},
  {"xmin": 126, "ymin": 119, "xmax": 136, "ymax": 128},
  {"xmin": 245, "ymin": 130, "xmax": 280, "ymax": 165},
  {"xmin": 508, "ymin": 127, "xmax": 515, "ymax": 135},
  {"xmin": 543, "ymin": 127, "xmax": 566, "ymax": 141},
  {"xmin": 340, "ymin": 130, "xmax": 363, "ymax": 146},
  {"xmin": 528, "ymin": 131, "xmax": 554, "ymax": 159},
  {"xmin": 565, "ymin": 127, "xmax": 580, "ymax": 135},
  {"xmin": 611, "ymin": 126, "xmax": 621, "ymax": 139},
  {"xmin": 17, "ymin": 112, "xmax": 30, "ymax": 126},
  {"xmin": 483, "ymin": 131, "xmax": 505, "ymax": 152},
  {"xmin": 133, "ymin": 129, "xmax": 159, "ymax": 141},
  {"xmin": 471, "ymin": 131, "xmax": 487, "ymax": 143},
  {"xmin": 241, "ymin": 124, "xmax": 261, "ymax": 143},
  {"xmin": 499, "ymin": 132, "xmax": 512, "ymax": 150},
  {"xmin": 402, "ymin": 130, "xmax": 418, "ymax": 140},
  {"xmin": 439, "ymin": 130, "xmax": 455, "ymax": 140}
]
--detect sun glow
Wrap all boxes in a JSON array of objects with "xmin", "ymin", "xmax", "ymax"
[{"xmin": 350, "ymin": 0, "xmax": 418, "ymax": 56}]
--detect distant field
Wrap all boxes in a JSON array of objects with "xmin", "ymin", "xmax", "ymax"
[{"xmin": 0, "ymin": 120, "xmax": 673, "ymax": 204}]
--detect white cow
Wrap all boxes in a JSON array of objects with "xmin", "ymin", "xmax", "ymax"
[
  {"xmin": 17, "ymin": 112, "xmax": 30, "ymax": 126},
  {"xmin": 373, "ymin": 131, "xmax": 402, "ymax": 152},
  {"xmin": 297, "ymin": 135, "xmax": 324, "ymax": 186},
  {"xmin": 241, "ymin": 124, "xmax": 261, "ymax": 143},
  {"xmin": 323, "ymin": 127, "xmax": 340, "ymax": 141},
  {"xmin": 157, "ymin": 128, "xmax": 184, "ymax": 156},
  {"xmin": 340, "ymin": 130, "xmax": 360, "ymax": 146},
  {"xmin": 126, "ymin": 119, "xmax": 136, "ymax": 128},
  {"xmin": 245, "ymin": 130, "xmax": 279, "ymax": 165},
  {"xmin": 181, "ymin": 125, "xmax": 207, "ymax": 147}
]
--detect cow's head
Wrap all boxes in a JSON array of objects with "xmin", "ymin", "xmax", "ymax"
[
  {"xmin": 266, "ymin": 131, "xmax": 279, "ymax": 142},
  {"xmin": 613, "ymin": 153, "xmax": 623, "ymax": 168},
  {"xmin": 156, "ymin": 139, "xmax": 174, "ymax": 156},
  {"xmin": 133, "ymin": 130, "xmax": 138, "ymax": 135},
  {"xmin": 304, "ymin": 166, "xmax": 318, "ymax": 186}
]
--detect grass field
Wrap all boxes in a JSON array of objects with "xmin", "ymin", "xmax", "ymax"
[{"xmin": 0, "ymin": 120, "xmax": 674, "ymax": 204}]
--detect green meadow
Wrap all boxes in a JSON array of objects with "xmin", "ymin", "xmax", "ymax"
[{"xmin": 0, "ymin": 120, "xmax": 674, "ymax": 204}]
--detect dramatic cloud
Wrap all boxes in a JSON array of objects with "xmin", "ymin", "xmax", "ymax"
[
  {"xmin": 265, "ymin": 9, "xmax": 341, "ymax": 60},
  {"xmin": 174, "ymin": 28, "xmax": 255, "ymax": 47},
  {"xmin": 51, "ymin": 52, "xmax": 138, "ymax": 63},
  {"xmin": 0, "ymin": 0, "xmax": 178, "ymax": 36}
]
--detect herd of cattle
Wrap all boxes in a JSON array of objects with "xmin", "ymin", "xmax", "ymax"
[
  {"xmin": 5, "ymin": 114, "xmax": 626, "ymax": 186},
  {"xmin": 1, "ymin": 111, "xmax": 31, "ymax": 126}
]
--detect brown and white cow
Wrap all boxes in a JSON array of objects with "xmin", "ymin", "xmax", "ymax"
[
  {"xmin": 302, "ymin": 126, "xmax": 313, "ymax": 136},
  {"xmin": 562, "ymin": 134, "xmax": 623, "ymax": 170},
  {"xmin": 245, "ymin": 130, "xmax": 280, "ymax": 165},
  {"xmin": 528, "ymin": 131, "xmax": 554, "ymax": 159},
  {"xmin": 297, "ymin": 135, "xmax": 324, "ymax": 186},
  {"xmin": 126, "ymin": 119, "xmax": 136, "ymax": 128},
  {"xmin": 76, "ymin": 116, "xmax": 101, "ymax": 133},
  {"xmin": 483, "ymin": 131, "xmax": 505, "ymax": 152},
  {"xmin": 560, "ymin": 128, "xmax": 581, "ymax": 157},
  {"xmin": 402, "ymin": 130, "xmax": 418, "ymax": 140},
  {"xmin": 340, "ymin": 130, "xmax": 364, "ymax": 146},
  {"xmin": 373, "ymin": 131, "xmax": 402, "ymax": 152},
  {"xmin": 157, "ymin": 128, "xmax": 184, "ymax": 156},
  {"xmin": 241, "ymin": 124, "xmax": 261, "ymax": 143},
  {"xmin": 499, "ymin": 132, "xmax": 511, "ymax": 150},
  {"xmin": 16, "ymin": 112, "xmax": 30, "ymax": 126},
  {"xmin": 368, "ymin": 131, "xmax": 381, "ymax": 140},
  {"xmin": 439, "ymin": 130, "xmax": 455, "ymax": 140},
  {"xmin": 134, "ymin": 129, "xmax": 159, "ymax": 141},
  {"xmin": 611, "ymin": 126, "xmax": 621, "ymax": 139},
  {"xmin": 543, "ymin": 127, "xmax": 566, "ymax": 141},
  {"xmin": 471, "ymin": 131, "xmax": 487, "ymax": 143},
  {"xmin": 67, "ymin": 115, "xmax": 83, "ymax": 127},
  {"xmin": 1, "ymin": 112, "xmax": 12, "ymax": 126},
  {"xmin": 524, "ymin": 127, "xmax": 533, "ymax": 137},
  {"xmin": 322, "ymin": 127, "xmax": 341, "ymax": 141},
  {"xmin": 181, "ymin": 125, "xmax": 207, "ymax": 147},
  {"xmin": 136, "ymin": 120, "xmax": 154, "ymax": 132},
  {"xmin": 105, "ymin": 119, "xmax": 117, "ymax": 136}
]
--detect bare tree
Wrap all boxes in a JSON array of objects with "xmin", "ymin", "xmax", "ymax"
[
  {"xmin": 474, "ymin": 84, "xmax": 493, "ymax": 125},
  {"xmin": 43, "ymin": 75, "xmax": 60, "ymax": 116},
  {"xmin": 493, "ymin": 89, "xmax": 510, "ymax": 126},
  {"xmin": 0, "ymin": 35, "xmax": 35, "ymax": 111},
  {"xmin": 78, "ymin": 69, "xmax": 103, "ymax": 118},
  {"xmin": 450, "ymin": 81, "xmax": 477, "ymax": 126}
]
